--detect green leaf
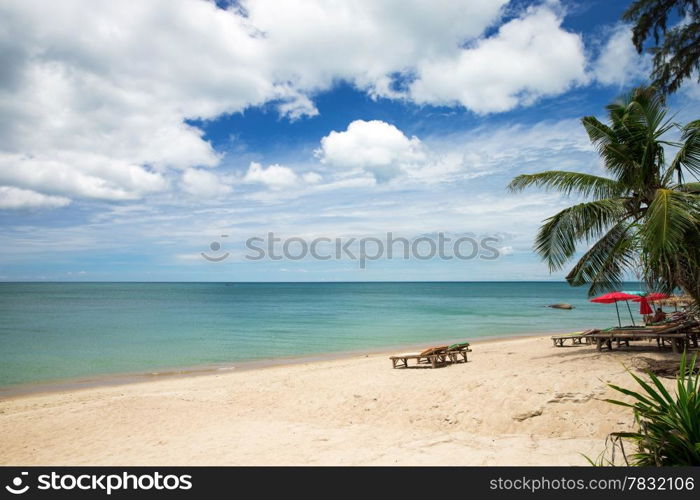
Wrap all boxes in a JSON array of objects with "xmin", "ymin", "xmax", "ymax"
[
  {"xmin": 534, "ymin": 199, "xmax": 628, "ymax": 272},
  {"xmin": 565, "ymin": 220, "xmax": 637, "ymax": 296},
  {"xmin": 640, "ymin": 189, "xmax": 698, "ymax": 262},
  {"xmin": 508, "ymin": 171, "xmax": 624, "ymax": 200}
]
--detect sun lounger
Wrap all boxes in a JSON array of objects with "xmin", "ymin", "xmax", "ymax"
[
  {"xmin": 551, "ymin": 329, "xmax": 598, "ymax": 347},
  {"xmin": 445, "ymin": 342, "xmax": 471, "ymax": 363},
  {"xmin": 389, "ymin": 345, "xmax": 449, "ymax": 369},
  {"xmin": 587, "ymin": 320, "xmax": 699, "ymax": 352}
]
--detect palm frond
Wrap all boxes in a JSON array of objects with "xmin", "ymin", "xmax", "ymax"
[
  {"xmin": 507, "ymin": 171, "xmax": 624, "ymax": 199},
  {"xmin": 679, "ymin": 182, "xmax": 700, "ymax": 193},
  {"xmin": 640, "ymin": 189, "xmax": 699, "ymax": 261},
  {"xmin": 565, "ymin": 220, "xmax": 638, "ymax": 296},
  {"xmin": 534, "ymin": 198, "xmax": 629, "ymax": 272},
  {"xmin": 583, "ymin": 115, "xmax": 647, "ymax": 187},
  {"xmin": 582, "ymin": 116, "xmax": 616, "ymax": 147},
  {"xmin": 666, "ymin": 120, "xmax": 700, "ymax": 184}
]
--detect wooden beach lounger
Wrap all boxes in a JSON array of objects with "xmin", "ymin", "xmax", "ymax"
[
  {"xmin": 444, "ymin": 342, "xmax": 471, "ymax": 363},
  {"xmin": 551, "ymin": 329, "xmax": 598, "ymax": 347},
  {"xmin": 587, "ymin": 321, "xmax": 699, "ymax": 353},
  {"xmin": 389, "ymin": 346, "xmax": 449, "ymax": 369}
]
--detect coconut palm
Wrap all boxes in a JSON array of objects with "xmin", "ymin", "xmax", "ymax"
[
  {"xmin": 623, "ymin": 0, "xmax": 700, "ymax": 95},
  {"xmin": 508, "ymin": 86, "xmax": 700, "ymax": 305}
]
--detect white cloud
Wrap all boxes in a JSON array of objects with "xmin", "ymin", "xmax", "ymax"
[
  {"xmin": 250, "ymin": 1, "xmax": 587, "ymax": 113},
  {"xmin": 316, "ymin": 120, "xmax": 426, "ymax": 180},
  {"xmin": 243, "ymin": 162, "xmax": 301, "ymax": 190},
  {"xmin": 0, "ymin": 0, "xmax": 596, "ymax": 208},
  {"xmin": 313, "ymin": 117, "xmax": 595, "ymax": 186},
  {"xmin": 0, "ymin": 152, "xmax": 167, "ymax": 200},
  {"xmin": 180, "ymin": 168, "xmax": 232, "ymax": 198},
  {"xmin": 302, "ymin": 172, "xmax": 323, "ymax": 184},
  {"xmin": 245, "ymin": 0, "xmax": 509, "ymax": 95},
  {"xmin": 593, "ymin": 24, "xmax": 650, "ymax": 86},
  {"xmin": 310, "ymin": 175, "xmax": 377, "ymax": 193},
  {"xmin": 0, "ymin": 0, "xmax": 259, "ymax": 205},
  {"xmin": 680, "ymin": 74, "xmax": 700, "ymax": 101},
  {"xmin": 498, "ymin": 245, "xmax": 515, "ymax": 256},
  {"xmin": 274, "ymin": 89, "xmax": 320, "ymax": 121},
  {"xmin": 314, "ymin": 120, "xmax": 473, "ymax": 184},
  {"xmin": 0, "ymin": 114, "xmax": 608, "ymax": 281},
  {"xmin": 408, "ymin": 4, "xmax": 588, "ymax": 113},
  {"xmin": 0, "ymin": 186, "xmax": 71, "ymax": 209},
  {"xmin": 443, "ymin": 118, "xmax": 594, "ymax": 175}
]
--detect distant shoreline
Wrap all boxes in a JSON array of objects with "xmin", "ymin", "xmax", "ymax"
[
  {"xmin": 0, "ymin": 281, "xmax": 622, "ymax": 394},
  {"xmin": 0, "ymin": 331, "xmax": 552, "ymax": 399}
]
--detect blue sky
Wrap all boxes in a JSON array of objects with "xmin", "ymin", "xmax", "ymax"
[{"xmin": 1, "ymin": 0, "xmax": 699, "ymax": 282}]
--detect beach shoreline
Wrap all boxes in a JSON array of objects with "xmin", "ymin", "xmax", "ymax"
[
  {"xmin": 0, "ymin": 281, "xmax": 620, "ymax": 391},
  {"xmin": 0, "ymin": 334, "xmax": 684, "ymax": 466},
  {"xmin": 0, "ymin": 331, "xmax": 557, "ymax": 400}
]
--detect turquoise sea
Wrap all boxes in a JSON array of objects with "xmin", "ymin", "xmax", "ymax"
[{"xmin": 0, "ymin": 282, "xmax": 641, "ymax": 389}]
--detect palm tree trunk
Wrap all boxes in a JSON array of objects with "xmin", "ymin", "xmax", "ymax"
[{"xmin": 677, "ymin": 257, "xmax": 700, "ymax": 315}]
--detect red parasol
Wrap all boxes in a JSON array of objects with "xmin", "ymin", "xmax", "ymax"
[
  {"xmin": 638, "ymin": 297, "xmax": 653, "ymax": 315},
  {"xmin": 590, "ymin": 292, "xmax": 639, "ymax": 303},
  {"xmin": 631, "ymin": 292, "xmax": 669, "ymax": 302},
  {"xmin": 590, "ymin": 292, "xmax": 640, "ymax": 326}
]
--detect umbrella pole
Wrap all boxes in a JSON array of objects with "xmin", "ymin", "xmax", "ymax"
[
  {"xmin": 615, "ymin": 302, "xmax": 621, "ymax": 327},
  {"xmin": 626, "ymin": 300, "xmax": 635, "ymax": 326}
]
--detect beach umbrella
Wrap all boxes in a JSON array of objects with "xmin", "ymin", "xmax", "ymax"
[
  {"xmin": 590, "ymin": 291, "xmax": 640, "ymax": 303},
  {"xmin": 590, "ymin": 291, "xmax": 639, "ymax": 327},
  {"xmin": 638, "ymin": 297, "xmax": 653, "ymax": 315},
  {"xmin": 631, "ymin": 292, "xmax": 669, "ymax": 315},
  {"xmin": 645, "ymin": 292, "xmax": 669, "ymax": 301},
  {"xmin": 631, "ymin": 292, "xmax": 669, "ymax": 302}
]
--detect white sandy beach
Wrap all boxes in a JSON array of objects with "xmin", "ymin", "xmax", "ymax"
[{"xmin": 0, "ymin": 335, "xmax": 681, "ymax": 466}]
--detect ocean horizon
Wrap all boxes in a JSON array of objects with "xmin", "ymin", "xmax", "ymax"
[{"xmin": 0, "ymin": 281, "xmax": 645, "ymax": 389}]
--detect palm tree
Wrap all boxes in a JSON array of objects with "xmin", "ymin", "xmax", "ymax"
[
  {"xmin": 508, "ymin": 87, "xmax": 700, "ymax": 305},
  {"xmin": 623, "ymin": 0, "xmax": 700, "ymax": 95}
]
